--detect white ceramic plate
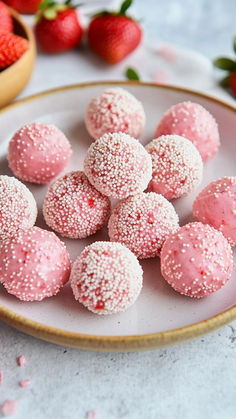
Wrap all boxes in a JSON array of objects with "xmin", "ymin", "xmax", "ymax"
[{"xmin": 1, "ymin": 81, "xmax": 236, "ymax": 352}]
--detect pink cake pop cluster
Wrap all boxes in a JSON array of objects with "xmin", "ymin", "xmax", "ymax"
[{"xmin": 0, "ymin": 87, "xmax": 233, "ymax": 316}]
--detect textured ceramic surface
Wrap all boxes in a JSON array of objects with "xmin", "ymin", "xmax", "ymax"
[{"xmin": 0, "ymin": 82, "xmax": 236, "ymax": 351}]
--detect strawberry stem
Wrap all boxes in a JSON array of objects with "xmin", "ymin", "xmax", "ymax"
[{"xmin": 120, "ymin": 0, "xmax": 132, "ymax": 15}]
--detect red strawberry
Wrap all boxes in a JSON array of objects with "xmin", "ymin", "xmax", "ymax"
[
  {"xmin": 0, "ymin": 1, "xmax": 13, "ymax": 32},
  {"xmin": 88, "ymin": 0, "xmax": 142, "ymax": 65},
  {"xmin": 230, "ymin": 69, "xmax": 236, "ymax": 96},
  {"xmin": 34, "ymin": 0, "xmax": 83, "ymax": 54},
  {"xmin": 0, "ymin": 30, "xmax": 29, "ymax": 69},
  {"xmin": 3, "ymin": 0, "xmax": 41, "ymax": 14}
]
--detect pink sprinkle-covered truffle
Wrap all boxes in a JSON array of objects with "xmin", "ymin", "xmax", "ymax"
[
  {"xmin": 85, "ymin": 87, "xmax": 146, "ymax": 140},
  {"xmin": 8, "ymin": 122, "xmax": 72, "ymax": 184},
  {"xmin": 43, "ymin": 171, "xmax": 110, "ymax": 239},
  {"xmin": 19, "ymin": 379, "xmax": 30, "ymax": 388},
  {"xmin": 0, "ymin": 176, "xmax": 37, "ymax": 241},
  {"xmin": 71, "ymin": 241, "xmax": 143, "ymax": 315},
  {"xmin": 17, "ymin": 355, "xmax": 26, "ymax": 367},
  {"xmin": 0, "ymin": 227, "xmax": 71, "ymax": 301},
  {"xmin": 146, "ymin": 135, "xmax": 203, "ymax": 200},
  {"xmin": 193, "ymin": 176, "xmax": 236, "ymax": 246},
  {"xmin": 84, "ymin": 132, "xmax": 152, "ymax": 199},
  {"xmin": 155, "ymin": 102, "xmax": 220, "ymax": 161},
  {"xmin": 1, "ymin": 400, "xmax": 19, "ymax": 417},
  {"xmin": 108, "ymin": 192, "xmax": 179, "ymax": 259},
  {"xmin": 160, "ymin": 222, "xmax": 233, "ymax": 298}
]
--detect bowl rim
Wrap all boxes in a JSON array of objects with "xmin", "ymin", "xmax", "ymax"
[{"xmin": 1, "ymin": 80, "xmax": 236, "ymax": 352}]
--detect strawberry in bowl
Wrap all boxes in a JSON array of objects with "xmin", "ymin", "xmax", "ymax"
[
  {"xmin": 0, "ymin": 30, "xmax": 29, "ymax": 70},
  {"xmin": 0, "ymin": 0, "xmax": 13, "ymax": 31}
]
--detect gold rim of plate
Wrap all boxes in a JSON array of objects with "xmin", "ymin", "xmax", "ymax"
[{"xmin": 0, "ymin": 81, "xmax": 236, "ymax": 352}]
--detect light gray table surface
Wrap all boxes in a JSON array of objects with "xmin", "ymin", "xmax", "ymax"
[{"xmin": 1, "ymin": 1, "xmax": 236, "ymax": 418}]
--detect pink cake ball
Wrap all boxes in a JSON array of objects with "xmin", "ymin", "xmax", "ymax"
[
  {"xmin": 155, "ymin": 101, "xmax": 220, "ymax": 161},
  {"xmin": 146, "ymin": 135, "xmax": 203, "ymax": 200},
  {"xmin": 43, "ymin": 171, "xmax": 111, "ymax": 239},
  {"xmin": 0, "ymin": 227, "xmax": 71, "ymax": 301},
  {"xmin": 108, "ymin": 192, "xmax": 179, "ymax": 259},
  {"xmin": 8, "ymin": 122, "xmax": 72, "ymax": 184},
  {"xmin": 85, "ymin": 87, "xmax": 146, "ymax": 140},
  {"xmin": 0, "ymin": 176, "xmax": 37, "ymax": 241},
  {"xmin": 193, "ymin": 176, "xmax": 236, "ymax": 246},
  {"xmin": 71, "ymin": 241, "xmax": 143, "ymax": 315},
  {"xmin": 160, "ymin": 222, "xmax": 233, "ymax": 298},
  {"xmin": 84, "ymin": 132, "xmax": 152, "ymax": 199}
]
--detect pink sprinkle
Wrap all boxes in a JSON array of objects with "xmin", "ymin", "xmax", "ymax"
[
  {"xmin": 19, "ymin": 379, "xmax": 30, "ymax": 388},
  {"xmin": 86, "ymin": 411, "xmax": 99, "ymax": 419},
  {"xmin": 153, "ymin": 70, "xmax": 169, "ymax": 85},
  {"xmin": 0, "ymin": 368, "xmax": 2, "ymax": 385},
  {"xmin": 1, "ymin": 400, "xmax": 19, "ymax": 416},
  {"xmin": 158, "ymin": 44, "xmax": 178, "ymax": 62},
  {"xmin": 17, "ymin": 355, "xmax": 26, "ymax": 367}
]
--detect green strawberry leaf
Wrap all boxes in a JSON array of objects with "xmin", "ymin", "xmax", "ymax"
[
  {"xmin": 120, "ymin": 0, "xmax": 132, "ymax": 15},
  {"xmin": 220, "ymin": 74, "xmax": 231, "ymax": 87},
  {"xmin": 213, "ymin": 57, "xmax": 236, "ymax": 71},
  {"xmin": 233, "ymin": 37, "xmax": 236, "ymax": 54},
  {"xmin": 126, "ymin": 67, "xmax": 140, "ymax": 81}
]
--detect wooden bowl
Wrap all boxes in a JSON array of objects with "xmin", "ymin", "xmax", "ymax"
[{"xmin": 0, "ymin": 8, "xmax": 36, "ymax": 108}]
